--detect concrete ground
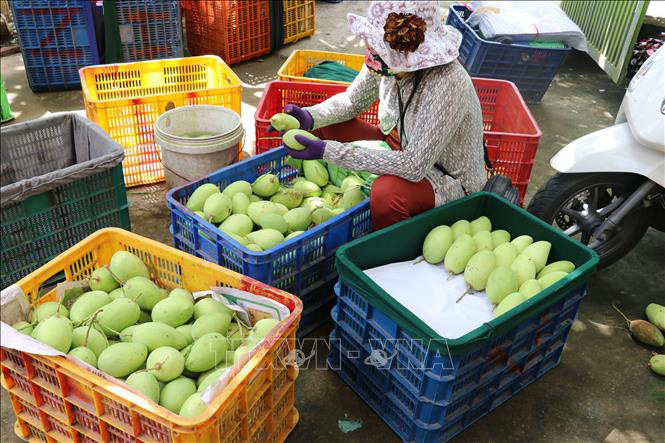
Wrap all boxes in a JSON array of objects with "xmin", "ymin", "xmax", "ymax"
[{"xmin": 2, "ymin": 2, "xmax": 664, "ymax": 442}]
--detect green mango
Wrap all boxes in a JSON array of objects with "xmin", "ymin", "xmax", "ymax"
[
  {"xmin": 222, "ymin": 180, "xmax": 252, "ymax": 199},
  {"xmin": 510, "ymin": 254, "xmax": 536, "ymax": 286},
  {"xmin": 69, "ymin": 291, "xmax": 112, "ymax": 324},
  {"xmin": 486, "ymin": 267, "xmax": 519, "ymax": 304},
  {"xmin": 464, "ymin": 250, "xmax": 496, "ymax": 291},
  {"xmin": 472, "ymin": 231, "xmax": 493, "ymax": 251},
  {"xmin": 470, "ymin": 216, "xmax": 492, "ymax": 234},
  {"xmin": 519, "ymin": 279, "xmax": 542, "ymax": 299},
  {"xmin": 89, "ymin": 267, "xmax": 119, "ymax": 293},
  {"xmin": 11, "ymin": 321, "xmax": 33, "ymax": 335},
  {"xmin": 109, "ymin": 250, "xmax": 150, "ymax": 283},
  {"xmin": 521, "ymin": 241, "xmax": 552, "ymax": 272},
  {"xmin": 259, "ymin": 214, "xmax": 289, "ymax": 234},
  {"xmin": 270, "ymin": 113, "xmax": 300, "ymax": 132},
  {"xmin": 126, "ymin": 372, "xmax": 160, "ymax": 403},
  {"xmin": 490, "ymin": 230, "xmax": 511, "ymax": 248},
  {"xmin": 284, "ymin": 208, "xmax": 311, "ymax": 232},
  {"xmin": 179, "ymin": 392, "xmax": 208, "ymax": 418},
  {"xmin": 537, "ymin": 260, "xmax": 575, "ymax": 279},
  {"xmin": 303, "ymin": 160, "xmax": 329, "ymax": 187},
  {"xmin": 270, "ymin": 189, "xmax": 304, "ymax": 209},
  {"xmin": 252, "ymin": 174, "xmax": 280, "ymax": 198},
  {"xmin": 203, "ymin": 193, "xmax": 232, "ymax": 224},
  {"xmin": 494, "ymin": 292, "xmax": 526, "ymax": 318},
  {"xmin": 186, "ymin": 183, "xmax": 220, "ymax": 212},
  {"xmin": 283, "ymin": 129, "xmax": 318, "ymax": 150},
  {"xmin": 68, "ymin": 347, "xmax": 97, "ymax": 368},
  {"xmin": 422, "ymin": 225, "xmax": 453, "ymax": 265},
  {"xmin": 98, "ymin": 343, "xmax": 147, "ymax": 378},
  {"xmin": 247, "ymin": 229, "xmax": 284, "ymax": 250},
  {"xmin": 293, "ymin": 180, "xmax": 321, "ymax": 198},
  {"xmin": 160, "ymin": 377, "xmax": 197, "ymax": 413},
  {"xmin": 537, "ymin": 271, "xmax": 568, "ymax": 289},
  {"xmin": 231, "ymin": 192, "xmax": 250, "ymax": 215},
  {"xmin": 312, "ymin": 207, "xmax": 334, "ymax": 225},
  {"xmin": 32, "ymin": 316, "xmax": 72, "ymax": 353},
  {"xmin": 649, "ymin": 354, "xmax": 665, "ymax": 376},
  {"xmin": 493, "ymin": 242, "xmax": 517, "ymax": 267},
  {"xmin": 646, "ymin": 304, "xmax": 665, "ymax": 332},
  {"xmin": 444, "ymin": 234, "xmax": 477, "ymax": 274},
  {"xmin": 451, "ymin": 220, "xmax": 471, "ymax": 239},
  {"xmin": 32, "ymin": 302, "xmax": 69, "ymax": 323},
  {"xmin": 123, "ymin": 276, "xmax": 167, "ymax": 311},
  {"xmin": 510, "ymin": 235, "xmax": 533, "ymax": 254},
  {"xmin": 146, "ymin": 347, "xmax": 184, "ymax": 382},
  {"xmin": 219, "ymin": 214, "xmax": 253, "ymax": 237}
]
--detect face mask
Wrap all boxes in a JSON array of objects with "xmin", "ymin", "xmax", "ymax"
[{"xmin": 364, "ymin": 47, "xmax": 395, "ymax": 77}]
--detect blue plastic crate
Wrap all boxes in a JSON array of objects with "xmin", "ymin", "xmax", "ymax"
[
  {"xmin": 328, "ymin": 282, "xmax": 585, "ymax": 442},
  {"xmin": 297, "ymin": 281, "xmax": 337, "ymax": 338},
  {"xmin": 166, "ymin": 147, "xmax": 372, "ymax": 298},
  {"xmin": 9, "ymin": 0, "xmax": 100, "ymax": 92},
  {"xmin": 114, "ymin": 0, "xmax": 184, "ymax": 62},
  {"xmin": 446, "ymin": 4, "xmax": 570, "ymax": 103}
]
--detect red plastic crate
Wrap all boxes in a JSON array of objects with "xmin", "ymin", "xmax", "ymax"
[
  {"xmin": 474, "ymin": 78, "xmax": 542, "ymax": 203},
  {"xmin": 255, "ymin": 78, "xmax": 541, "ymax": 203},
  {"xmin": 183, "ymin": 0, "xmax": 271, "ymax": 65},
  {"xmin": 254, "ymin": 81, "xmax": 379, "ymax": 155}
]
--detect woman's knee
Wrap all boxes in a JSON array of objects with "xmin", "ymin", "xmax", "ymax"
[
  {"xmin": 370, "ymin": 176, "xmax": 410, "ymax": 224},
  {"xmin": 371, "ymin": 176, "xmax": 408, "ymax": 209}
]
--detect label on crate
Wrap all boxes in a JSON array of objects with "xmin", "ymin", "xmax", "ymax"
[
  {"xmin": 193, "ymin": 287, "xmax": 290, "ymax": 325},
  {"xmin": 0, "ymin": 284, "xmax": 29, "ymax": 325},
  {"xmin": 194, "ymin": 287, "xmax": 291, "ymax": 405},
  {"xmin": 119, "ymin": 24, "xmax": 135, "ymax": 43},
  {"xmin": 0, "ymin": 284, "xmax": 67, "ymax": 356}
]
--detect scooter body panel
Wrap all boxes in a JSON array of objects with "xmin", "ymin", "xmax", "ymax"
[{"xmin": 550, "ymin": 123, "xmax": 665, "ymax": 187}]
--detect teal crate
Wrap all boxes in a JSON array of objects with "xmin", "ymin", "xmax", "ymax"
[{"xmin": 1, "ymin": 114, "xmax": 130, "ymax": 289}]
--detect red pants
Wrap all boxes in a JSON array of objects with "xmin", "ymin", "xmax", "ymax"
[{"xmin": 313, "ymin": 118, "xmax": 435, "ymax": 231}]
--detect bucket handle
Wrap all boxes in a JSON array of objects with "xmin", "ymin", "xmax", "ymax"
[{"xmin": 156, "ymin": 129, "xmax": 245, "ymax": 184}]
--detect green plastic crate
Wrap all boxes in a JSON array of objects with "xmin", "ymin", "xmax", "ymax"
[
  {"xmin": 336, "ymin": 192, "xmax": 599, "ymax": 356},
  {"xmin": 1, "ymin": 75, "xmax": 14, "ymax": 123},
  {"xmin": 1, "ymin": 114, "xmax": 130, "ymax": 289}
]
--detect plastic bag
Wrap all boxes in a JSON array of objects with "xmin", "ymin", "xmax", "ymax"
[{"xmin": 467, "ymin": 1, "xmax": 587, "ymax": 51}]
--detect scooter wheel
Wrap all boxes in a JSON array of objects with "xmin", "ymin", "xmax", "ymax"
[{"xmin": 527, "ymin": 172, "xmax": 649, "ymax": 268}]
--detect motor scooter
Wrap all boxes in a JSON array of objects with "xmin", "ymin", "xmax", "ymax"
[{"xmin": 528, "ymin": 47, "xmax": 665, "ymax": 267}]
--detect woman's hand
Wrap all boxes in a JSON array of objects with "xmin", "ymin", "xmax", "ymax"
[
  {"xmin": 285, "ymin": 135, "xmax": 326, "ymax": 160},
  {"xmin": 268, "ymin": 104, "xmax": 314, "ymax": 132}
]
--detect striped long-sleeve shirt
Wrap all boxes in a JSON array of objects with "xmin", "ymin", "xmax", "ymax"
[{"xmin": 305, "ymin": 60, "xmax": 486, "ymax": 207}]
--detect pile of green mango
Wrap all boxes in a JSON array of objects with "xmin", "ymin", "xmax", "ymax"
[
  {"xmin": 422, "ymin": 216, "xmax": 576, "ymax": 318},
  {"xmin": 11, "ymin": 250, "xmax": 282, "ymax": 417},
  {"xmin": 184, "ymin": 162, "xmax": 370, "ymax": 251}
]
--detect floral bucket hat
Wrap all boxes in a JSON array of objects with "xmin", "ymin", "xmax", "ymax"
[{"xmin": 348, "ymin": 1, "xmax": 462, "ymax": 73}]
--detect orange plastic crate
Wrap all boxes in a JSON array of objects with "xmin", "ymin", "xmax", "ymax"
[
  {"xmin": 1, "ymin": 228, "xmax": 302, "ymax": 443},
  {"xmin": 80, "ymin": 56, "xmax": 242, "ymax": 188},
  {"xmin": 283, "ymin": 1, "xmax": 316, "ymax": 45},
  {"xmin": 183, "ymin": 0, "xmax": 271, "ymax": 65},
  {"xmin": 278, "ymin": 50, "xmax": 364, "ymax": 85}
]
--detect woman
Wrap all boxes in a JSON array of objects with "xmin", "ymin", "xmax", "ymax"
[{"xmin": 279, "ymin": 1, "xmax": 486, "ymax": 231}]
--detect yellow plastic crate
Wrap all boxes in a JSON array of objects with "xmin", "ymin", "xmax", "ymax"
[
  {"xmin": 1, "ymin": 228, "xmax": 302, "ymax": 443},
  {"xmin": 80, "ymin": 56, "xmax": 242, "ymax": 188},
  {"xmin": 277, "ymin": 50, "xmax": 364, "ymax": 85},
  {"xmin": 283, "ymin": 1, "xmax": 316, "ymax": 45}
]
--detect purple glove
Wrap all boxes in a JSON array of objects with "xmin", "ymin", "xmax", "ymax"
[
  {"xmin": 285, "ymin": 135, "xmax": 326, "ymax": 160},
  {"xmin": 268, "ymin": 104, "xmax": 314, "ymax": 132}
]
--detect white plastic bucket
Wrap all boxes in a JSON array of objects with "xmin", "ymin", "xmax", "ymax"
[{"xmin": 155, "ymin": 105, "xmax": 244, "ymax": 188}]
